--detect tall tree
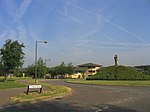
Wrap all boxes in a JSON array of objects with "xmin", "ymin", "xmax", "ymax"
[
  {"xmin": 66, "ymin": 62, "xmax": 74, "ymax": 75},
  {"xmin": 0, "ymin": 39, "xmax": 25, "ymax": 81},
  {"xmin": 56, "ymin": 61, "xmax": 66, "ymax": 77},
  {"xmin": 0, "ymin": 61, "xmax": 5, "ymax": 76},
  {"xmin": 27, "ymin": 58, "xmax": 48, "ymax": 78},
  {"xmin": 37, "ymin": 57, "xmax": 48, "ymax": 78}
]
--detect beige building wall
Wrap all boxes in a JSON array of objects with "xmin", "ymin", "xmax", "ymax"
[
  {"xmin": 70, "ymin": 73, "xmax": 83, "ymax": 79},
  {"xmin": 85, "ymin": 66, "xmax": 100, "ymax": 77},
  {"xmin": 71, "ymin": 66, "xmax": 101, "ymax": 78},
  {"xmin": 70, "ymin": 63, "xmax": 102, "ymax": 79}
]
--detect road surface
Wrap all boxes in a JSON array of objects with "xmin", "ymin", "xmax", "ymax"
[{"xmin": 0, "ymin": 80, "xmax": 150, "ymax": 112}]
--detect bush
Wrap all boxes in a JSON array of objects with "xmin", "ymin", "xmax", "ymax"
[{"xmin": 87, "ymin": 65, "xmax": 150, "ymax": 80}]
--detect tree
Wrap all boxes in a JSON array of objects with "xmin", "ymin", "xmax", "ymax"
[
  {"xmin": 37, "ymin": 58, "xmax": 48, "ymax": 78},
  {"xmin": 66, "ymin": 62, "xmax": 74, "ymax": 75},
  {"xmin": 0, "ymin": 39, "xmax": 25, "ymax": 81},
  {"xmin": 27, "ymin": 58, "xmax": 48, "ymax": 78},
  {"xmin": 56, "ymin": 61, "xmax": 66, "ymax": 77},
  {"xmin": 49, "ymin": 61, "xmax": 74, "ymax": 78},
  {"xmin": 26, "ymin": 64, "xmax": 35, "ymax": 77},
  {"xmin": 0, "ymin": 61, "xmax": 5, "ymax": 76}
]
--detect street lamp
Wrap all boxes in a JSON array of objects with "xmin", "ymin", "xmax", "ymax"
[
  {"xmin": 35, "ymin": 40, "xmax": 48, "ymax": 83},
  {"xmin": 45, "ymin": 59, "xmax": 51, "ymax": 67}
]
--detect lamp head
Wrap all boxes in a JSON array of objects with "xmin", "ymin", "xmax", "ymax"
[{"xmin": 44, "ymin": 41, "xmax": 48, "ymax": 44}]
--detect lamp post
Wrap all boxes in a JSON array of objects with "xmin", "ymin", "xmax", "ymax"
[
  {"xmin": 45, "ymin": 59, "xmax": 51, "ymax": 67},
  {"xmin": 35, "ymin": 40, "xmax": 48, "ymax": 83}
]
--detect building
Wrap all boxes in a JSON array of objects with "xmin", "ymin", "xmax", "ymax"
[{"xmin": 70, "ymin": 63, "xmax": 102, "ymax": 78}]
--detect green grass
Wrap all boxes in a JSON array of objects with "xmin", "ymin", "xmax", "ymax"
[
  {"xmin": 66, "ymin": 79, "xmax": 150, "ymax": 86},
  {"xmin": 0, "ymin": 77, "xmax": 72, "ymax": 103},
  {"xmin": 10, "ymin": 79, "xmax": 72, "ymax": 103},
  {"xmin": 0, "ymin": 77, "xmax": 27, "ymax": 90},
  {"xmin": 0, "ymin": 81, "xmax": 26, "ymax": 89}
]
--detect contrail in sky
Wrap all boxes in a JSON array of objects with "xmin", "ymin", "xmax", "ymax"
[
  {"xmin": 15, "ymin": 0, "xmax": 32, "ymax": 20},
  {"xmin": 85, "ymin": 41, "xmax": 150, "ymax": 46},
  {"xmin": 104, "ymin": 18, "xmax": 147, "ymax": 43},
  {"xmin": 69, "ymin": 4, "xmax": 147, "ymax": 44},
  {"xmin": 14, "ymin": 0, "xmax": 32, "ymax": 44},
  {"xmin": 99, "ymin": 31, "xmax": 117, "ymax": 42},
  {"xmin": 57, "ymin": 10, "xmax": 88, "ymax": 26}
]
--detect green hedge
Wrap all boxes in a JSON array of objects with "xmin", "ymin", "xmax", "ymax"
[{"xmin": 87, "ymin": 66, "xmax": 150, "ymax": 80}]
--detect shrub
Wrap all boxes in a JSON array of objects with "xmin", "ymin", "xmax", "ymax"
[{"xmin": 87, "ymin": 65, "xmax": 150, "ymax": 80}]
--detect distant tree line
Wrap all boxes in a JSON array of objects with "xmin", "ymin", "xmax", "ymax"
[
  {"xmin": 134, "ymin": 65, "xmax": 150, "ymax": 76},
  {"xmin": 26, "ymin": 57, "xmax": 49, "ymax": 78},
  {"xmin": 26, "ymin": 61, "xmax": 74, "ymax": 79},
  {"xmin": 0, "ymin": 39, "xmax": 74, "ymax": 80},
  {"xmin": 49, "ymin": 61, "xmax": 74, "ymax": 78}
]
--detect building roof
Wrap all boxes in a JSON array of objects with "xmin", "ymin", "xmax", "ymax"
[
  {"xmin": 78, "ymin": 63, "xmax": 102, "ymax": 67},
  {"xmin": 74, "ymin": 67, "xmax": 87, "ymax": 72}
]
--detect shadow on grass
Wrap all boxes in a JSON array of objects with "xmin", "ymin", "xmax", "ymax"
[{"xmin": 0, "ymin": 101, "xmax": 137, "ymax": 112}]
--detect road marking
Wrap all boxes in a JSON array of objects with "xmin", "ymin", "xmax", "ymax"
[{"xmin": 95, "ymin": 106, "xmax": 109, "ymax": 112}]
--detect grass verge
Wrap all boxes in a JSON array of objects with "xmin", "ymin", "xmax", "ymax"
[
  {"xmin": 10, "ymin": 80, "xmax": 72, "ymax": 103},
  {"xmin": 66, "ymin": 79, "xmax": 150, "ymax": 86},
  {"xmin": 0, "ymin": 77, "xmax": 27, "ymax": 90}
]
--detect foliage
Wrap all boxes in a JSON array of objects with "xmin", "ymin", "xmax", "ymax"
[
  {"xmin": 0, "ymin": 39, "xmax": 25, "ymax": 80},
  {"xmin": 13, "ymin": 70, "xmax": 23, "ymax": 77},
  {"xmin": 26, "ymin": 64, "xmax": 35, "ymax": 77},
  {"xmin": 37, "ymin": 58, "xmax": 48, "ymax": 78},
  {"xmin": 66, "ymin": 62, "xmax": 74, "ymax": 75},
  {"xmin": 134, "ymin": 65, "xmax": 150, "ymax": 76},
  {"xmin": 0, "ymin": 61, "xmax": 5, "ymax": 76},
  {"xmin": 87, "ymin": 65, "xmax": 150, "ymax": 80},
  {"xmin": 27, "ymin": 58, "xmax": 48, "ymax": 78},
  {"xmin": 49, "ymin": 61, "xmax": 74, "ymax": 78},
  {"xmin": 56, "ymin": 61, "xmax": 67, "ymax": 77}
]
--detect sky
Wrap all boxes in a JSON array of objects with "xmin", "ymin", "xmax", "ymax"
[{"xmin": 0, "ymin": 0, "xmax": 150, "ymax": 67}]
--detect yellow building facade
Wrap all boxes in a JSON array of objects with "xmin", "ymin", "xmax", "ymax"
[{"xmin": 70, "ymin": 63, "xmax": 102, "ymax": 79}]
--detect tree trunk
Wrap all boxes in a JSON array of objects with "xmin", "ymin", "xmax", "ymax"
[{"xmin": 4, "ymin": 74, "xmax": 8, "ymax": 82}]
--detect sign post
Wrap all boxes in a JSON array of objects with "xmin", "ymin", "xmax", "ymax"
[{"xmin": 27, "ymin": 85, "xmax": 43, "ymax": 95}]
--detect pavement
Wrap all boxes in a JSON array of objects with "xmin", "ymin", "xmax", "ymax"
[{"xmin": 0, "ymin": 80, "xmax": 150, "ymax": 112}]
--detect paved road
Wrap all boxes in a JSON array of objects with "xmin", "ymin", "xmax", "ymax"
[
  {"xmin": 0, "ymin": 88, "xmax": 27, "ymax": 106},
  {"xmin": 0, "ymin": 80, "xmax": 150, "ymax": 112}
]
